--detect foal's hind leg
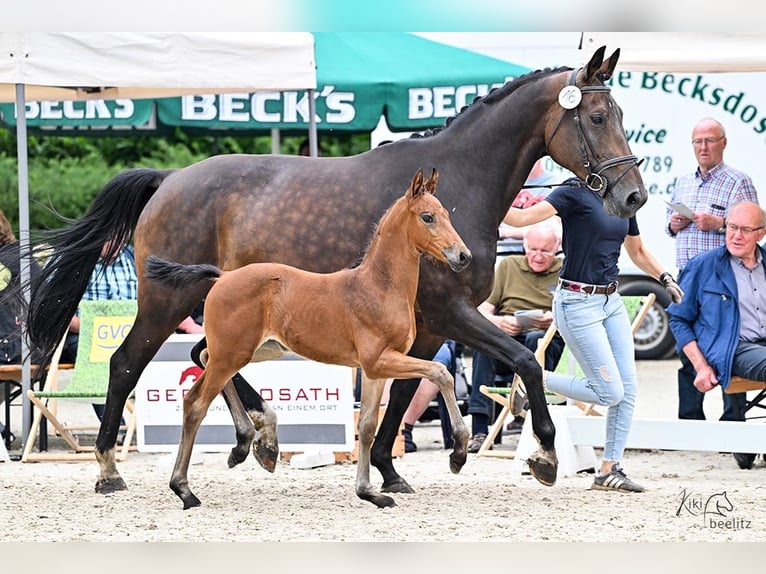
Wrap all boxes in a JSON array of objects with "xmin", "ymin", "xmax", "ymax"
[
  {"xmin": 356, "ymin": 374, "xmax": 396, "ymax": 508},
  {"xmin": 220, "ymin": 381, "xmax": 256, "ymax": 468}
]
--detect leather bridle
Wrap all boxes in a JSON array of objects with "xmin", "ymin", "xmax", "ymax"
[{"xmin": 546, "ymin": 68, "xmax": 643, "ymax": 198}]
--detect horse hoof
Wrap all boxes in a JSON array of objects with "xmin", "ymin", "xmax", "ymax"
[
  {"xmin": 253, "ymin": 443, "xmax": 278, "ymax": 473},
  {"xmin": 526, "ymin": 449, "xmax": 558, "ymax": 486},
  {"xmin": 228, "ymin": 448, "xmax": 249, "ymax": 468},
  {"xmin": 381, "ymin": 478, "xmax": 414, "ymax": 494},
  {"xmin": 182, "ymin": 494, "xmax": 202, "ymax": 510},
  {"xmin": 94, "ymin": 477, "xmax": 128, "ymax": 494},
  {"xmin": 449, "ymin": 451, "xmax": 466, "ymax": 474}
]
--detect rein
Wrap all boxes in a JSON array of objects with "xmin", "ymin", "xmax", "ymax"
[{"xmin": 545, "ymin": 68, "xmax": 643, "ymax": 199}]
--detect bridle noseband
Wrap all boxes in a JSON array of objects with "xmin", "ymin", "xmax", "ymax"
[{"xmin": 546, "ymin": 68, "xmax": 643, "ymax": 198}]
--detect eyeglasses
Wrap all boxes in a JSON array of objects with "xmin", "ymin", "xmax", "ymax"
[
  {"xmin": 526, "ymin": 249, "xmax": 556, "ymax": 257},
  {"xmin": 691, "ymin": 136, "xmax": 725, "ymax": 147},
  {"xmin": 726, "ymin": 222, "xmax": 765, "ymax": 235}
]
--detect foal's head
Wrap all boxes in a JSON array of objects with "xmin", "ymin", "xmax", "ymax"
[{"xmin": 403, "ymin": 169, "xmax": 472, "ymax": 273}]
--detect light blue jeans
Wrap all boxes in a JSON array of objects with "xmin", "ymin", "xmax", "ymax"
[{"xmin": 546, "ymin": 289, "xmax": 637, "ymax": 463}]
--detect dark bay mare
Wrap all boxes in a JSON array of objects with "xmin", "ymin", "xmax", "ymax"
[
  {"xmin": 22, "ymin": 47, "xmax": 647, "ymax": 495},
  {"xmin": 145, "ymin": 169, "xmax": 472, "ymax": 509}
]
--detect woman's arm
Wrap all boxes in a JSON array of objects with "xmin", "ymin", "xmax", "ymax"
[
  {"xmin": 503, "ymin": 200, "xmax": 557, "ymax": 228},
  {"xmin": 623, "ymin": 234, "xmax": 665, "ymax": 279}
]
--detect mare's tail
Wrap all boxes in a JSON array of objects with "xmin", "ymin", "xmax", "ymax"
[
  {"xmin": 144, "ymin": 255, "xmax": 222, "ymax": 290},
  {"xmin": 25, "ymin": 168, "xmax": 173, "ymax": 363}
]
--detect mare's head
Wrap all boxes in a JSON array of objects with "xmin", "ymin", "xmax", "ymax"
[
  {"xmin": 405, "ymin": 169, "xmax": 472, "ymax": 272},
  {"xmin": 544, "ymin": 46, "xmax": 647, "ymax": 218}
]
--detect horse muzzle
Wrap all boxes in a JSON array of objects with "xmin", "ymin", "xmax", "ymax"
[{"xmin": 444, "ymin": 244, "xmax": 472, "ymax": 273}]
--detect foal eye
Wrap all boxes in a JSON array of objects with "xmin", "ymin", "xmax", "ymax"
[{"xmin": 421, "ymin": 213, "xmax": 435, "ymax": 224}]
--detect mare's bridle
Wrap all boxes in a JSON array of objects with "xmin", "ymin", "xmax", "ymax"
[{"xmin": 545, "ymin": 68, "xmax": 643, "ymax": 197}]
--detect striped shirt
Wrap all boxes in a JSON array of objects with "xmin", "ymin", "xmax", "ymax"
[
  {"xmin": 82, "ymin": 245, "xmax": 138, "ymax": 302},
  {"xmin": 666, "ymin": 162, "xmax": 758, "ymax": 270}
]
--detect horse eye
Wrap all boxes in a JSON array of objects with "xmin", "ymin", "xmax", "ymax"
[
  {"xmin": 591, "ymin": 114, "xmax": 605, "ymax": 126},
  {"xmin": 421, "ymin": 213, "xmax": 435, "ymax": 224}
]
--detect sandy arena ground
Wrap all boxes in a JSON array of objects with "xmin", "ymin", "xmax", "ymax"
[{"xmin": 2, "ymin": 359, "xmax": 766, "ymax": 544}]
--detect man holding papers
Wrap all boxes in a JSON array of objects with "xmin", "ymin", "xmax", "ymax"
[{"xmin": 666, "ymin": 117, "xmax": 759, "ymax": 437}]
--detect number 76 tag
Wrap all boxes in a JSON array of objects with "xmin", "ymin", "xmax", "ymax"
[{"xmin": 558, "ymin": 86, "xmax": 582, "ymax": 109}]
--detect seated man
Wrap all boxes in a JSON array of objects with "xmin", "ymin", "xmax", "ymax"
[
  {"xmin": 667, "ymin": 201, "xmax": 766, "ymax": 470},
  {"xmin": 468, "ymin": 220, "xmax": 565, "ymax": 453}
]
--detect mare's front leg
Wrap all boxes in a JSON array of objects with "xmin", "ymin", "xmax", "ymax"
[
  {"xmin": 441, "ymin": 306, "xmax": 558, "ymax": 486},
  {"xmin": 373, "ymin": 351, "xmax": 469, "ymax": 475},
  {"xmin": 356, "ymin": 375, "xmax": 396, "ymax": 508},
  {"xmin": 372, "ymin": 377, "xmax": 419, "ymax": 494}
]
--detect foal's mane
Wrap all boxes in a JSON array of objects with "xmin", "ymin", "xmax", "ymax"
[{"xmin": 410, "ymin": 66, "xmax": 571, "ymax": 139}]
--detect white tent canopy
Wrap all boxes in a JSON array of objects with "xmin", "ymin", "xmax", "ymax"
[
  {"xmin": 3, "ymin": 32, "xmax": 317, "ymax": 449},
  {"xmin": 580, "ymin": 33, "xmax": 766, "ymax": 73},
  {"xmin": 0, "ymin": 32, "xmax": 316, "ymax": 102}
]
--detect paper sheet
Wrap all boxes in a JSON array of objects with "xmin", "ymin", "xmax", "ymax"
[{"xmin": 665, "ymin": 201, "xmax": 695, "ymax": 219}]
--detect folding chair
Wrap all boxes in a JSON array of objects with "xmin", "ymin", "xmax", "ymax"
[
  {"xmin": 727, "ymin": 376, "xmax": 766, "ymax": 420},
  {"xmin": 477, "ymin": 293, "xmax": 656, "ymax": 458},
  {"xmin": 22, "ymin": 299, "xmax": 138, "ymax": 462}
]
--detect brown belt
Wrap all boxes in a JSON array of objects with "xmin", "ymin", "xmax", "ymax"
[{"xmin": 559, "ymin": 279, "xmax": 618, "ymax": 296}]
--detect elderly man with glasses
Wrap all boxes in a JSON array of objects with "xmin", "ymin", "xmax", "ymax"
[
  {"xmin": 665, "ymin": 117, "xmax": 759, "ymax": 438},
  {"xmin": 668, "ymin": 201, "xmax": 766, "ymax": 469},
  {"xmin": 467, "ymin": 220, "xmax": 565, "ymax": 453}
]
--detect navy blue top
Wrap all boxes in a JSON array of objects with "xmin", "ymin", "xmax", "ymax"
[{"xmin": 545, "ymin": 182, "xmax": 639, "ymax": 285}]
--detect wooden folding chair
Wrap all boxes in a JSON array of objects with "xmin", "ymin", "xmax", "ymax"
[
  {"xmin": 22, "ymin": 299, "xmax": 138, "ymax": 462},
  {"xmin": 726, "ymin": 376, "xmax": 766, "ymax": 420},
  {"xmin": 476, "ymin": 293, "xmax": 656, "ymax": 458}
]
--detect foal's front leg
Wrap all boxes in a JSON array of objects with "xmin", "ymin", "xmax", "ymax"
[
  {"xmin": 372, "ymin": 350, "xmax": 469, "ymax": 474},
  {"xmin": 356, "ymin": 374, "xmax": 396, "ymax": 508}
]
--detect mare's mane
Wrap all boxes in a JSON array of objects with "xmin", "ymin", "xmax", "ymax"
[{"xmin": 410, "ymin": 66, "xmax": 572, "ymax": 139}]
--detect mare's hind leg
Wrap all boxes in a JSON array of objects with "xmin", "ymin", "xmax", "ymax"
[
  {"xmin": 374, "ymin": 377, "xmax": 419, "ymax": 494},
  {"xmin": 95, "ymin": 324, "xmax": 173, "ymax": 494},
  {"xmin": 220, "ymin": 381, "xmax": 256, "ymax": 468},
  {"xmin": 356, "ymin": 374, "xmax": 396, "ymax": 508},
  {"xmin": 191, "ymin": 338, "xmax": 280, "ymax": 471}
]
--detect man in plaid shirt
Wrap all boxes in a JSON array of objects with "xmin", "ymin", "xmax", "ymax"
[{"xmin": 666, "ymin": 117, "xmax": 759, "ymax": 443}]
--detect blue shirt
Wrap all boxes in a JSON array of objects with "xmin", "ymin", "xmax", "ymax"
[
  {"xmin": 82, "ymin": 245, "xmax": 138, "ymax": 302},
  {"xmin": 667, "ymin": 244, "xmax": 766, "ymax": 389},
  {"xmin": 545, "ymin": 183, "xmax": 639, "ymax": 285}
]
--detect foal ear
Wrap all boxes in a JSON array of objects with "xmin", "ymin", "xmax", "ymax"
[
  {"xmin": 598, "ymin": 48, "xmax": 620, "ymax": 82},
  {"xmin": 424, "ymin": 168, "xmax": 439, "ymax": 195},
  {"xmin": 582, "ymin": 45, "xmax": 607, "ymax": 83},
  {"xmin": 408, "ymin": 169, "xmax": 425, "ymax": 199}
]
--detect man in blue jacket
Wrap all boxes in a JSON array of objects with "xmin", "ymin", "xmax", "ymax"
[{"xmin": 667, "ymin": 201, "xmax": 766, "ymax": 470}]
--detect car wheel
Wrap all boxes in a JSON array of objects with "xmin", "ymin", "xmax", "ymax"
[{"xmin": 619, "ymin": 279, "xmax": 676, "ymax": 360}]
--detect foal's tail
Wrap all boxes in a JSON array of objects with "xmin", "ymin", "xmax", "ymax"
[
  {"xmin": 23, "ymin": 168, "xmax": 173, "ymax": 364},
  {"xmin": 145, "ymin": 255, "xmax": 222, "ymax": 290}
]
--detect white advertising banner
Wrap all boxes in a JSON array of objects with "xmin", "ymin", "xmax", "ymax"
[{"xmin": 135, "ymin": 335, "xmax": 355, "ymax": 453}]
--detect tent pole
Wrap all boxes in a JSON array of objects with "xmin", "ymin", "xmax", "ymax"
[
  {"xmin": 15, "ymin": 83, "xmax": 32, "ymax": 451},
  {"xmin": 308, "ymin": 89, "xmax": 318, "ymax": 156},
  {"xmin": 271, "ymin": 128, "xmax": 280, "ymax": 155}
]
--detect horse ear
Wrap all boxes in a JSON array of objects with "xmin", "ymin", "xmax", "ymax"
[
  {"xmin": 600, "ymin": 48, "xmax": 620, "ymax": 81},
  {"xmin": 408, "ymin": 169, "xmax": 425, "ymax": 199},
  {"xmin": 424, "ymin": 168, "xmax": 439, "ymax": 195},
  {"xmin": 583, "ymin": 45, "xmax": 606, "ymax": 83}
]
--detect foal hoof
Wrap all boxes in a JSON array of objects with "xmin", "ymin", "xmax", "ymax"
[
  {"xmin": 94, "ymin": 476, "xmax": 128, "ymax": 494},
  {"xmin": 526, "ymin": 449, "xmax": 558, "ymax": 487},
  {"xmin": 381, "ymin": 478, "xmax": 415, "ymax": 494},
  {"xmin": 449, "ymin": 451, "xmax": 467, "ymax": 474},
  {"xmin": 182, "ymin": 494, "xmax": 202, "ymax": 510},
  {"xmin": 253, "ymin": 442, "xmax": 278, "ymax": 473}
]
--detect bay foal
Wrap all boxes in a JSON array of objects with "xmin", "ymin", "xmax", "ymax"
[{"xmin": 146, "ymin": 169, "xmax": 472, "ymax": 509}]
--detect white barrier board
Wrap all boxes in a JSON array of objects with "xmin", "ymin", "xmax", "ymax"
[{"xmin": 135, "ymin": 335, "xmax": 355, "ymax": 453}]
